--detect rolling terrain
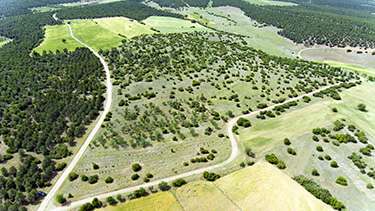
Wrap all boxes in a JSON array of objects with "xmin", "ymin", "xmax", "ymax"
[{"xmin": 0, "ymin": 0, "xmax": 375, "ymax": 211}]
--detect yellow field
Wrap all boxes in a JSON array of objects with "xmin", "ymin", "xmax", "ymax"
[
  {"xmin": 175, "ymin": 181, "xmax": 239, "ymax": 210},
  {"xmin": 103, "ymin": 192, "xmax": 182, "ymax": 211},
  {"xmin": 102, "ymin": 162, "xmax": 332, "ymax": 211},
  {"xmin": 215, "ymin": 162, "xmax": 332, "ymax": 211}
]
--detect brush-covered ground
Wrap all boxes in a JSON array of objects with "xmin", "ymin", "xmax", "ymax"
[
  {"xmin": 56, "ymin": 31, "xmax": 360, "ymax": 204},
  {"xmin": 238, "ymin": 81, "xmax": 375, "ymax": 211}
]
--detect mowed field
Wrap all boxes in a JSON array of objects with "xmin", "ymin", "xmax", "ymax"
[
  {"xmin": 34, "ymin": 16, "xmax": 210, "ymax": 53},
  {"xmin": 239, "ymin": 82, "xmax": 375, "ymax": 211},
  {"xmin": 101, "ymin": 162, "xmax": 332, "ymax": 211}
]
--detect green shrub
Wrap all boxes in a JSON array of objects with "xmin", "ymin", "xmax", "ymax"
[
  {"xmin": 105, "ymin": 176, "xmax": 114, "ymax": 184},
  {"xmin": 237, "ymin": 117, "xmax": 251, "ymax": 128},
  {"xmin": 131, "ymin": 174, "xmax": 140, "ymax": 180},
  {"xmin": 294, "ymin": 175, "xmax": 345, "ymax": 210},
  {"xmin": 284, "ymin": 138, "xmax": 291, "ymax": 145},
  {"xmin": 158, "ymin": 182, "xmax": 171, "ymax": 191},
  {"xmin": 106, "ymin": 196, "xmax": 117, "ymax": 206},
  {"xmin": 88, "ymin": 175, "xmax": 99, "ymax": 184},
  {"xmin": 172, "ymin": 179, "xmax": 187, "ymax": 187},
  {"xmin": 69, "ymin": 172, "xmax": 79, "ymax": 181},
  {"xmin": 367, "ymin": 183, "xmax": 374, "ymax": 189},
  {"xmin": 312, "ymin": 169, "xmax": 320, "ymax": 176},
  {"xmin": 132, "ymin": 163, "xmax": 142, "ymax": 172},
  {"xmin": 335, "ymin": 176, "xmax": 348, "ymax": 186},
  {"xmin": 287, "ymin": 147, "xmax": 297, "ymax": 156},
  {"xmin": 203, "ymin": 171, "xmax": 220, "ymax": 182},
  {"xmin": 265, "ymin": 153, "xmax": 279, "ymax": 165},
  {"xmin": 330, "ymin": 161, "xmax": 339, "ymax": 168},
  {"xmin": 357, "ymin": 103, "xmax": 367, "ymax": 112},
  {"xmin": 55, "ymin": 194, "xmax": 66, "ymax": 204}
]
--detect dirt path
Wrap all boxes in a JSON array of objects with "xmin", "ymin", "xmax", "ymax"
[
  {"xmin": 37, "ymin": 15, "xmax": 113, "ymax": 211},
  {"xmin": 53, "ymin": 85, "xmax": 334, "ymax": 211}
]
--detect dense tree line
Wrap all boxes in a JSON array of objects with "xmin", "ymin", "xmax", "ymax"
[
  {"xmin": 294, "ymin": 175, "xmax": 345, "ymax": 210},
  {"xmin": 0, "ymin": 8, "xmax": 104, "ymax": 210},
  {"xmin": 57, "ymin": 0, "xmax": 182, "ymax": 20},
  {"xmin": 213, "ymin": 0, "xmax": 375, "ymax": 48},
  {"xmin": 275, "ymin": 0, "xmax": 375, "ymax": 12},
  {"xmin": 0, "ymin": 0, "xmax": 77, "ymax": 17},
  {"xmin": 152, "ymin": 0, "xmax": 210, "ymax": 8}
]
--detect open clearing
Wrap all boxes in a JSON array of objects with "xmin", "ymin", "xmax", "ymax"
[
  {"xmin": 239, "ymin": 82, "xmax": 375, "ymax": 211},
  {"xmin": 34, "ymin": 16, "xmax": 209, "ymax": 53},
  {"xmin": 178, "ymin": 6, "xmax": 300, "ymax": 57},
  {"xmin": 142, "ymin": 16, "xmax": 211, "ymax": 33},
  {"xmin": 31, "ymin": 0, "xmax": 123, "ymax": 13},
  {"xmin": 243, "ymin": 0, "xmax": 297, "ymax": 6},
  {"xmin": 299, "ymin": 46, "xmax": 375, "ymax": 74},
  {"xmin": 101, "ymin": 162, "xmax": 332, "ymax": 211}
]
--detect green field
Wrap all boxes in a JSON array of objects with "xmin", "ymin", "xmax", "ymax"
[
  {"xmin": 34, "ymin": 24, "xmax": 83, "ymax": 53},
  {"xmin": 34, "ymin": 16, "xmax": 210, "ymax": 53},
  {"xmin": 56, "ymin": 31, "xmax": 359, "ymax": 203},
  {"xmin": 179, "ymin": 6, "xmax": 300, "ymax": 57},
  {"xmin": 243, "ymin": 0, "xmax": 297, "ymax": 6},
  {"xmin": 142, "ymin": 16, "xmax": 211, "ymax": 33},
  {"xmin": 31, "ymin": 0, "xmax": 124, "ymax": 13},
  {"xmin": 238, "ymin": 82, "xmax": 375, "ymax": 210},
  {"xmin": 101, "ymin": 162, "xmax": 331, "ymax": 211}
]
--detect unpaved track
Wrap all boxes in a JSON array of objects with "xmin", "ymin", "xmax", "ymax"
[
  {"xmin": 37, "ymin": 15, "xmax": 113, "ymax": 211},
  {"xmin": 53, "ymin": 85, "xmax": 334, "ymax": 211}
]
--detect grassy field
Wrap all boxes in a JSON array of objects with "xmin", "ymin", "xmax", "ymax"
[
  {"xmin": 34, "ymin": 16, "xmax": 210, "ymax": 53},
  {"xmin": 238, "ymin": 82, "xmax": 375, "ymax": 211},
  {"xmin": 179, "ymin": 6, "xmax": 300, "ymax": 57},
  {"xmin": 103, "ymin": 192, "xmax": 183, "ymax": 211},
  {"xmin": 31, "ymin": 0, "xmax": 124, "ymax": 13},
  {"xmin": 55, "ymin": 31, "xmax": 357, "ymax": 203},
  {"xmin": 34, "ymin": 24, "xmax": 82, "ymax": 53},
  {"xmin": 142, "ymin": 16, "xmax": 211, "ymax": 33},
  {"xmin": 300, "ymin": 47, "xmax": 375, "ymax": 74},
  {"xmin": 101, "ymin": 162, "xmax": 332, "ymax": 211},
  {"xmin": 243, "ymin": 0, "xmax": 297, "ymax": 6}
]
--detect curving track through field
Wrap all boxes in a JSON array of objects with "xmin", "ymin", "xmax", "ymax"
[{"xmin": 39, "ymin": 14, "xmax": 336, "ymax": 211}]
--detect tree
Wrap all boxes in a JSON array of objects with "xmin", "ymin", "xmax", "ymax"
[
  {"xmin": 132, "ymin": 163, "xmax": 142, "ymax": 172},
  {"xmin": 106, "ymin": 196, "xmax": 117, "ymax": 206},
  {"xmin": 172, "ymin": 179, "xmax": 187, "ymax": 187},
  {"xmin": 335, "ymin": 176, "xmax": 348, "ymax": 186},
  {"xmin": 357, "ymin": 103, "xmax": 367, "ymax": 112},
  {"xmin": 91, "ymin": 198, "xmax": 102, "ymax": 208},
  {"xmin": 55, "ymin": 194, "xmax": 66, "ymax": 204},
  {"xmin": 69, "ymin": 172, "xmax": 79, "ymax": 181},
  {"xmin": 105, "ymin": 176, "xmax": 114, "ymax": 184},
  {"xmin": 158, "ymin": 181, "xmax": 171, "ymax": 191}
]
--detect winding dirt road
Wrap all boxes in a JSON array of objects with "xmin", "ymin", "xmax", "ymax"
[
  {"xmin": 39, "ymin": 14, "xmax": 336, "ymax": 211},
  {"xmin": 37, "ymin": 15, "xmax": 113, "ymax": 211},
  {"xmin": 52, "ymin": 85, "xmax": 333, "ymax": 211}
]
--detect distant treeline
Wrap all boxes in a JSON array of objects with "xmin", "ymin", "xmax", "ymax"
[
  {"xmin": 214, "ymin": 0, "xmax": 375, "ymax": 48},
  {"xmin": 57, "ymin": 0, "xmax": 183, "ymax": 20},
  {"xmin": 0, "ymin": 0, "xmax": 77, "ymax": 17}
]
